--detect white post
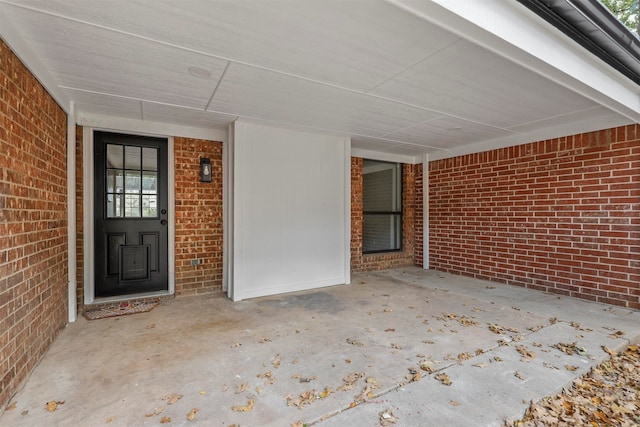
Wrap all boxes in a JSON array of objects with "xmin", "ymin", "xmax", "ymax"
[
  {"xmin": 67, "ymin": 102, "xmax": 77, "ymax": 322},
  {"xmin": 422, "ymin": 153, "xmax": 429, "ymax": 270}
]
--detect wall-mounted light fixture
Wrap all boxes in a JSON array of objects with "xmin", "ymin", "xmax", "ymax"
[{"xmin": 200, "ymin": 157, "xmax": 212, "ymax": 182}]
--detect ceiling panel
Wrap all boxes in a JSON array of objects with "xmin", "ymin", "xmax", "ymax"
[
  {"xmin": 5, "ymin": 3, "xmax": 228, "ymax": 109},
  {"xmin": 66, "ymin": 89, "xmax": 142, "ymax": 120},
  {"xmin": 371, "ymin": 39, "xmax": 599, "ymax": 129},
  {"xmin": 142, "ymin": 103, "xmax": 235, "ymax": 130},
  {"xmin": 208, "ymin": 63, "xmax": 443, "ymax": 137},
  {"xmin": 383, "ymin": 116, "xmax": 516, "ymax": 148},
  {"xmin": 8, "ymin": 0, "xmax": 459, "ymax": 92}
]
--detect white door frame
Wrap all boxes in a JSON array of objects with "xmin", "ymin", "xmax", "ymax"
[{"xmin": 83, "ymin": 127, "xmax": 176, "ymax": 304}]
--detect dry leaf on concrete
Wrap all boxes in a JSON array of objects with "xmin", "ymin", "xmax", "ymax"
[
  {"xmin": 160, "ymin": 417, "xmax": 171, "ymax": 424},
  {"xmin": 231, "ymin": 399, "xmax": 255, "ymax": 412},
  {"xmin": 346, "ymin": 338, "xmax": 364, "ymax": 347},
  {"xmin": 435, "ymin": 373, "xmax": 452, "ymax": 386},
  {"xmin": 379, "ymin": 408, "xmax": 398, "ymax": 426},
  {"xmin": 514, "ymin": 371, "xmax": 526, "ymax": 380},
  {"xmin": 163, "ymin": 394, "xmax": 182, "ymax": 405},
  {"xmin": 272, "ymin": 354, "xmax": 281, "ymax": 369},
  {"xmin": 235, "ymin": 382, "xmax": 248, "ymax": 394},
  {"xmin": 449, "ymin": 400, "xmax": 460, "ymax": 406},
  {"xmin": 457, "ymin": 352, "xmax": 473, "ymax": 361},
  {"xmin": 45, "ymin": 401, "xmax": 64, "ymax": 412},
  {"xmin": 186, "ymin": 408, "xmax": 199, "ymax": 421},
  {"xmin": 6, "ymin": 402, "xmax": 16, "ymax": 411},
  {"xmin": 319, "ymin": 387, "xmax": 333, "ymax": 399},
  {"xmin": 105, "ymin": 416, "xmax": 115, "ymax": 423},
  {"xmin": 516, "ymin": 345, "xmax": 536, "ymax": 361},
  {"xmin": 507, "ymin": 344, "xmax": 640, "ymax": 427}
]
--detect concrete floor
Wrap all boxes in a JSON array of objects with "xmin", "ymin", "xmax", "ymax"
[{"xmin": 1, "ymin": 267, "xmax": 638, "ymax": 427}]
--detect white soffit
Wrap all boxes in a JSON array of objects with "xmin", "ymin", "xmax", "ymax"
[{"xmin": 1, "ymin": 0, "xmax": 638, "ymax": 160}]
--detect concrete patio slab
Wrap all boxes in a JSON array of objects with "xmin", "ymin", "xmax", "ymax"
[{"xmin": 1, "ymin": 267, "xmax": 638, "ymax": 426}]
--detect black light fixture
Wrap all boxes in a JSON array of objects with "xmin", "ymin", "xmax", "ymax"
[{"xmin": 200, "ymin": 158, "xmax": 212, "ymax": 182}]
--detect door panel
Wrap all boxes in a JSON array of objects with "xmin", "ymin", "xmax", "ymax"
[{"xmin": 94, "ymin": 131, "xmax": 168, "ymax": 298}]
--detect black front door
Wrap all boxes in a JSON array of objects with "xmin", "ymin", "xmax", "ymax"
[{"xmin": 94, "ymin": 131, "xmax": 169, "ymax": 297}]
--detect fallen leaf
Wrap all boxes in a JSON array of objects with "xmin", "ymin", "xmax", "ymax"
[
  {"xmin": 516, "ymin": 345, "xmax": 536, "ymax": 361},
  {"xmin": 6, "ymin": 402, "xmax": 16, "ymax": 411},
  {"xmin": 186, "ymin": 408, "xmax": 199, "ymax": 421},
  {"xmin": 384, "ymin": 308, "xmax": 393, "ymax": 313},
  {"xmin": 435, "ymin": 373, "xmax": 452, "ymax": 386},
  {"xmin": 198, "ymin": 390, "xmax": 206, "ymax": 395},
  {"xmin": 45, "ymin": 401, "xmax": 64, "ymax": 412},
  {"xmin": 379, "ymin": 408, "xmax": 398, "ymax": 426},
  {"xmin": 472, "ymin": 363, "xmax": 489, "ymax": 368},
  {"xmin": 235, "ymin": 382, "xmax": 248, "ymax": 394},
  {"xmin": 319, "ymin": 387, "xmax": 333, "ymax": 399},
  {"xmin": 494, "ymin": 356, "xmax": 503, "ymax": 362},
  {"xmin": 390, "ymin": 343, "xmax": 403, "ymax": 350},
  {"xmin": 164, "ymin": 394, "xmax": 182, "ymax": 405},
  {"xmin": 346, "ymin": 338, "xmax": 364, "ymax": 347},
  {"xmin": 385, "ymin": 328, "xmax": 395, "ymax": 332},
  {"xmin": 231, "ymin": 342, "xmax": 242, "ymax": 348},
  {"xmin": 259, "ymin": 337, "xmax": 272, "ymax": 343},
  {"xmin": 565, "ymin": 365, "xmax": 578, "ymax": 371},
  {"xmin": 255, "ymin": 386, "xmax": 263, "ymax": 395},
  {"xmin": 160, "ymin": 417, "xmax": 171, "ymax": 424},
  {"xmin": 145, "ymin": 323, "xmax": 156, "ymax": 329},
  {"xmin": 406, "ymin": 367, "xmax": 421, "ymax": 382},
  {"xmin": 602, "ymin": 346, "xmax": 616, "ymax": 355},
  {"xmin": 291, "ymin": 421, "xmax": 305, "ymax": 427},
  {"xmin": 608, "ymin": 330, "xmax": 625, "ymax": 338},
  {"xmin": 286, "ymin": 390, "xmax": 316, "ymax": 408},
  {"xmin": 457, "ymin": 352, "xmax": 473, "ymax": 361},
  {"xmin": 514, "ymin": 371, "xmax": 526, "ymax": 380},
  {"xmin": 231, "ymin": 399, "xmax": 255, "ymax": 412},
  {"xmin": 449, "ymin": 400, "xmax": 460, "ymax": 406},
  {"xmin": 272, "ymin": 354, "xmax": 281, "ymax": 369},
  {"xmin": 106, "ymin": 416, "xmax": 115, "ymax": 423}
]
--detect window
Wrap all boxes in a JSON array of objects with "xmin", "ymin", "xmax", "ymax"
[
  {"xmin": 105, "ymin": 144, "xmax": 158, "ymax": 218},
  {"xmin": 362, "ymin": 160, "xmax": 402, "ymax": 253}
]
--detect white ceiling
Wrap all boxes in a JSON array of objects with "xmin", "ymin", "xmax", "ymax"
[{"xmin": 0, "ymin": 0, "xmax": 637, "ymax": 162}]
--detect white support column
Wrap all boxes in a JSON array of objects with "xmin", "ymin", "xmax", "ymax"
[
  {"xmin": 67, "ymin": 102, "xmax": 77, "ymax": 322},
  {"xmin": 422, "ymin": 153, "xmax": 429, "ymax": 270}
]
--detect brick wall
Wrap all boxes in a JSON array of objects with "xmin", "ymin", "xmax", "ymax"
[
  {"xmin": 429, "ymin": 127, "xmax": 640, "ymax": 309},
  {"xmin": 351, "ymin": 158, "xmax": 418, "ymax": 271},
  {"xmin": 174, "ymin": 137, "xmax": 223, "ymax": 296},
  {"xmin": 0, "ymin": 40, "xmax": 68, "ymax": 409}
]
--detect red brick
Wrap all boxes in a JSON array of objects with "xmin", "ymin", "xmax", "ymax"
[
  {"xmin": 428, "ymin": 127, "xmax": 639, "ymax": 309},
  {"xmin": 0, "ymin": 40, "xmax": 68, "ymax": 409}
]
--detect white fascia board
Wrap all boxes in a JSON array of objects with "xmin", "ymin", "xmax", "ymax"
[
  {"xmin": 351, "ymin": 148, "xmax": 420, "ymax": 164},
  {"xmin": 388, "ymin": 0, "xmax": 640, "ymax": 121},
  {"xmin": 0, "ymin": 5, "xmax": 70, "ymax": 113},
  {"xmin": 77, "ymin": 112, "xmax": 228, "ymax": 142}
]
